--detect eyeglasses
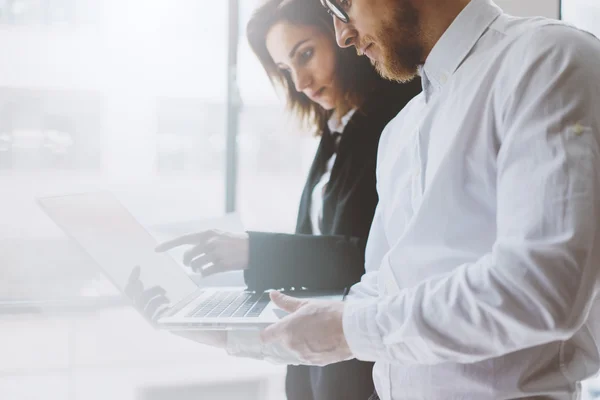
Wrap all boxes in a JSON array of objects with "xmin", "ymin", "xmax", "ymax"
[{"xmin": 320, "ymin": 0, "xmax": 349, "ymax": 24}]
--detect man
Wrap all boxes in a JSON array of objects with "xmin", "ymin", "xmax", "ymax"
[{"xmin": 261, "ymin": 0, "xmax": 600, "ymax": 398}]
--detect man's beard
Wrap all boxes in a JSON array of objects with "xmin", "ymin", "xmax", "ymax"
[{"xmin": 372, "ymin": 0, "xmax": 423, "ymax": 83}]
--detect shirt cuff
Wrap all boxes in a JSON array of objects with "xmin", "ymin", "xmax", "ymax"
[{"xmin": 343, "ymin": 299, "xmax": 387, "ymax": 362}]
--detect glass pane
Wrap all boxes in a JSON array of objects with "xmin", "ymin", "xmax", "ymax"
[
  {"xmin": 0, "ymin": 1, "xmax": 287, "ymax": 400},
  {"xmin": 562, "ymin": 0, "xmax": 600, "ymax": 37},
  {"xmin": 236, "ymin": 0, "xmax": 319, "ymax": 233},
  {"xmin": 0, "ymin": 0, "xmax": 100, "ymax": 26},
  {"xmin": 547, "ymin": 3, "xmax": 599, "ymax": 398},
  {"xmin": 0, "ymin": 0, "xmax": 228, "ymax": 304},
  {"xmin": 494, "ymin": 0, "xmax": 559, "ymax": 18},
  {"xmin": 0, "ymin": 310, "xmax": 286, "ymax": 400},
  {"xmin": 562, "ymin": 6, "xmax": 600, "ymax": 400}
]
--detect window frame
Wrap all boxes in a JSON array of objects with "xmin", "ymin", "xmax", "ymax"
[{"xmin": 225, "ymin": 0, "xmax": 240, "ymax": 213}]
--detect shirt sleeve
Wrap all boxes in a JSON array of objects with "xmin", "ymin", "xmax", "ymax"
[
  {"xmin": 343, "ymin": 25, "xmax": 600, "ymax": 365},
  {"xmin": 347, "ymin": 204, "xmax": 389, "ymax": 300}
]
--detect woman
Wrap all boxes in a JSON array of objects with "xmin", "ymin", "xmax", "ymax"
[{"xmin": 157, "ymin": 0, "xmax": 421, "ymax": 399}]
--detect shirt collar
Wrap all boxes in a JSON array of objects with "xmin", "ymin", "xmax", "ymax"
[
  {"xmin": 420, "ymin": 0, "xmax": 502, "ymax": 102},
  {"xmin": 327, "ymin": 108, "xmax": 357, "ymax": 134}
]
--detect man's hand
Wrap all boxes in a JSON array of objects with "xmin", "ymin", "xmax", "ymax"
[
  {"xmin": 172, "ymin": 330, "xmax": 228, "ymax": 348},
  {"xmin": 261, "ymin": 291, "xmax": 353, "ymax": 366}
]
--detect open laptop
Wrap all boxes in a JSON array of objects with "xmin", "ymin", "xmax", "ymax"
[{"xmin": 37, "ymin": 191, "xmax": 346, "ymax": 330}]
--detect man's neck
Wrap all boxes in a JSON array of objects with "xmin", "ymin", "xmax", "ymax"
[{"xmin": 418, "ymin": 0, "xmax": 472, "ymax": 62}]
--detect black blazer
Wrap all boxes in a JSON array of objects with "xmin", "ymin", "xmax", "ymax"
[{"xmin": 244, "ymin": 79, "xmax": 421, "ymax": 400}]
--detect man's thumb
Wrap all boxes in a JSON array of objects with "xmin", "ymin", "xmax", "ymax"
[{"xmin": 270, "ymin": 291, "xmax": 304, "ymax": 313}]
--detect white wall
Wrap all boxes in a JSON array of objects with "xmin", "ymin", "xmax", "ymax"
[{"xmin": 495, "ymin": 0, "xmax": 560, "ymax": 18}]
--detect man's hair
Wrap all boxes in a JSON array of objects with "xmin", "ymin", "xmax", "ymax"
[{"xmin": 247, "ymin": 0, "xmax": 388, "ymax": 134}]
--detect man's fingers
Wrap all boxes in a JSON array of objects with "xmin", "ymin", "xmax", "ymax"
[
  {"xmin": 261, "ymin": 320, "xmax": 285, "ymax": 343},
  {"xmin": 172, "ymin": 330, "xmax": 228, "ymax": 347},
  {"xmin": 269, "ymin": 291, "xmax": 306, "ymax": 313},
  {"xmin": 155, "ymin": 231, "xmax": 215, "ymax": 252},
  {"xmin": 261, "ymin": 292, "xmax": 310, "ymax": 343}
]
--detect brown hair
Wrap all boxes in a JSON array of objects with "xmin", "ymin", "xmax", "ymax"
[{"xmin": 247, "ymin": 0, "xmax": 388, "ymax": 135}]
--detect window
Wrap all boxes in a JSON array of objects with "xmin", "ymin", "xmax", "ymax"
[
  {"xmin": 156, "ymin": 98, "xmax": 225, "ymax": 175},
  {"xmin": 236, "ymin": 0, "xmax": 319, "ymax": 232},
  {"xmin": 561, "ymin": 0, "xmax": 600, "ymax": 37},
  {"xmin": 560, "ymin": 4, "xmax": 600, "ymax": 398},
  {"xmin": 0, "ymin": 88, "xmax": 103, "ymax": 172},
  {"xmin": 0, "ymin": 1, "xmax": 290, "ymax": 399},
  {"xmin": 0, "ymin": 0, "xmax": 82, "ymax": 25},
  {"xmin": 494, "ymin": 0, "xmax": 559, "ymax": 18}
]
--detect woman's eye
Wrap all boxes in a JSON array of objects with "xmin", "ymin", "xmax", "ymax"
[{"xmin": 298, "ymin": 48, "xmax": 314, "ymax": 63}]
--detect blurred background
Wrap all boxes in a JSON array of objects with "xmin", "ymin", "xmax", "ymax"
[{"xmin": 0, "ymin": 0, "xmax": 598, "ymax": 399}]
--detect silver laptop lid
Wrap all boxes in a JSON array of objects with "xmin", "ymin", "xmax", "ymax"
[{"xmin": 37, "ymin": 191, "xmax": 198, "ymax": 308}]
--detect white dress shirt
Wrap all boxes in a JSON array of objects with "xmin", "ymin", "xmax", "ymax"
[{"xmin": 343, "ymin": 0, "xmax": 600, "ymax": 399}]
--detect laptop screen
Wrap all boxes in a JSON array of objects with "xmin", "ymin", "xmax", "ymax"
[{"xmin": 37, "ymin": 192, "xmax": 198, "ymax": 308}]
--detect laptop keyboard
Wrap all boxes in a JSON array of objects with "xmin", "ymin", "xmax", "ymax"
[{"xmin": 186, "ymin": 291, "xmax": 270, "ymax": 318}]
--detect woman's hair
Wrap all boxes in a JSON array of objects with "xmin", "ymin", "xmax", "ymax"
[{"xmin": 247, "ymin": 0, "xmax": 388, "ymax": 134}]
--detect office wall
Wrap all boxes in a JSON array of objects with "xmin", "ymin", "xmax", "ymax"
[{"xmin": 495, "ymin": 0, "xmax": 560, "ymax": 18}]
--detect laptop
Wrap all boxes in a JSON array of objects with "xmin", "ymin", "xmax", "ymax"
[{"xmin": 37, "ymin": 191, "xmax": 346, "ymax": 330}]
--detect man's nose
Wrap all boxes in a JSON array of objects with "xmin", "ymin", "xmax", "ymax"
[{"xmin": 334, "ymin": 18, "xmax": 357, "ymax": 48}]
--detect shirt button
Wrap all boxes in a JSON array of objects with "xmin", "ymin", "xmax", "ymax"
[{"xmin": 439, "ymin": 74, "xmax": 448, "ymax": 84}]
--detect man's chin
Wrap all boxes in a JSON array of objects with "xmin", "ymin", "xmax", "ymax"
[
  {"xmin": 373, "ymin": 62, "xmax": 395, "ymax": 81},
  {"xmin": 369, "ymin": 56, "xmax": 382, "ymax": 71},
  {"xmin": 374, "ymin": 60, "xmax": 418, "ymax": 83}
]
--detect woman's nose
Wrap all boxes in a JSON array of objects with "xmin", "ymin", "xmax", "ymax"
[{"xmin": 293, "ymin": 69, "xmax": 312, "ymax": 92}]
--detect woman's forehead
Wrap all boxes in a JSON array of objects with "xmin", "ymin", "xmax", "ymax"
[{"xmin": 266, "ymin": 22, "xmax": 323, "ymax": 60}]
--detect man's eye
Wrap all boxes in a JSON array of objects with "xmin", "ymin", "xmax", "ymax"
[{"xmin": 339, "ymin": 0, "xmax": 350, "ymax": 10}]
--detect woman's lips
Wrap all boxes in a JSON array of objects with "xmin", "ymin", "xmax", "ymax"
[{"xmin": 308, "ymin": 87, "xmax": 325, "ymax": 101}]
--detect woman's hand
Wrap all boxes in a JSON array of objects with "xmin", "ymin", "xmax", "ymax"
[{"xmin": 155, "ymin": 230, "xmax": 250, "ymax": 277}]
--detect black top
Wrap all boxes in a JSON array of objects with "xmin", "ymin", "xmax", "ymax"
[
  {"xmin": 244, "ymin": 79, "xmax": 421, "ymax": 400},
  {"xmin": 244, "ymin": 80, "xmax": 421, "ymax": 292}
]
